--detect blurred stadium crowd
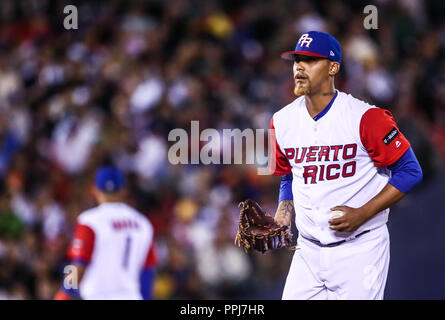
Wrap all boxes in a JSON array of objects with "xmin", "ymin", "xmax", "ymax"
[{"xmin": 0, "ymin": 0, "xmax": 443, "ymax": 299}]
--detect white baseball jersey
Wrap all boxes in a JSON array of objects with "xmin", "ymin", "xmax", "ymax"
[
  {"xmin": 67, "ymin": 202, "xmax": 157, "ymax": 300},
  {"xmin": 271, "ymin": 90, "xmax": 410, "ymax": 300},
  {"xmin": 270, "ymin": 90, "xmax": 410, "ymax": 245}
]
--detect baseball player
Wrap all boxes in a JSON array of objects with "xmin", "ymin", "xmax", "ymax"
[
  {"xmin": 269, "ymin": 31, "xmax": 423, "ymax": 299},
  {"xmin": 54, "ymin": 166, "xmax": 157, "ymax": 300}
]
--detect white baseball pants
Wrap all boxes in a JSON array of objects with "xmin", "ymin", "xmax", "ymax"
[{"xmin": 282, "ymin": 225, "xmax": 390, "ymax": 300}]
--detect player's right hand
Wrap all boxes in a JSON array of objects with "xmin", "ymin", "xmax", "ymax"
[{"xmin": 328, "ymin": 206, "xmax": 370, "ymax": 232}]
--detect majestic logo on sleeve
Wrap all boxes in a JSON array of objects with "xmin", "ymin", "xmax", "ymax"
[
  {"xmin": 382, "ymin": 127, "xmax": 400, "ymax": 146},
  {"xmin": 284, "ymin": 144, "xmax": 357, "ymax": 184},
  {"xmin": 297, "ymin": 34, "xmax": 313, "ymax": 48}
]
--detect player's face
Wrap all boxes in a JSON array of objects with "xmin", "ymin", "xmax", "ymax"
[{"xmin": 293, "ymin": 55, "xmax": 331, "ymax": 96}]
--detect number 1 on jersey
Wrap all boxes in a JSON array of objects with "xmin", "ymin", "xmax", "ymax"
[{"xmin": 122, "ymin": 236, "xmax": 132, "ymax": 269}]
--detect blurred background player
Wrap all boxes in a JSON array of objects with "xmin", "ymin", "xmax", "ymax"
[{"xmin": 54, "ymin": 166, "xmax": 157, "ymax": 300}]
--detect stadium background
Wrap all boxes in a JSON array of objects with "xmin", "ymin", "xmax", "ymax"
[{"xmin": 0, "ymin": 0, "xmax": 444, "ymax": 299}]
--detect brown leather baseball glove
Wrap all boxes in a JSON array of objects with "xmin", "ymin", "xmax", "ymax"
[{"xmin": 234, "ymin": 199, "xmax": 293, "ymax": 254}]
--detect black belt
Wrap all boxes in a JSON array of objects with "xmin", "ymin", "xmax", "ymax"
[{"xmin": 301, "ymin": 230, "xmax": 371, "ymax": 248}]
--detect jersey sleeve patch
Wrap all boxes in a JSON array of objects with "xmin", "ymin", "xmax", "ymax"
[
  {"xmin": 67, "ymin": 223, "xmax": 95, "ymax": 264},
  {"xmin": 269, "ymin": 117, "xmax": 292, "ymax": 175},
  {"xmin": 359, "ymin": 108, "xmax": 411, "ymax": 167}
]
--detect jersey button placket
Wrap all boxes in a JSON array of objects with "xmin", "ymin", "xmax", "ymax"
[
  {"xmin": 319, "ymin": 247, "xmax": 329, "ymax": 275},
  {"xmin": 313, "ymin": 124, "xmax": 319, "ymax": 144},
  {"xmin": 319, "ymin": 216, "xmax": 325, "ymax": 231}
]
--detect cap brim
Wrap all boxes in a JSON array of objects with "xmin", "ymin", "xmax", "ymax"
[{"xmin": 280, "ymin": 50, "xmax": 328, "ymax": 60}]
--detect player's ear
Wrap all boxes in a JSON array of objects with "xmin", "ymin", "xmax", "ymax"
[
  {"xmin": 328, "ymin": 62, "xmax": 340, "ymax": 76},
  {"xmin": 91, "ymin": 186, "xmax": 98, "ymax": 198}
]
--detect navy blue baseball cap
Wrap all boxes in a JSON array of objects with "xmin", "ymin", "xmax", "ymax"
[
  {"xmin": 95, "ymin": 166, "xmax": 125, "ymax": 193},
  {"xmin": 281, "ymin": 31, "xmax": 341, "ymax": 64}
]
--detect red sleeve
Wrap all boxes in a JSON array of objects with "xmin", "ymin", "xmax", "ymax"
[
  {"xmin": 67, "ymin": 223, "xmax": 95, "ymax": 264},
  {"xmin": 142, "ymin": 235, "xmax": 158, "ymax": 269},
  {"xmin": 269, "ymin": 118, "xmax": 292, "ymax": 175},
  {"xmin": 54, "ymin": 291, "xmax": 71, "ymax": 300},
  {"xmin": 360, "ymin": 108, "xmax": 410, "ymax": 167}
]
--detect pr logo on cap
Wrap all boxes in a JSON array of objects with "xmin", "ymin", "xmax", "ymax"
[{"xmin": 297, "ymin": 34, "xmax": 313, "ymax": 48}]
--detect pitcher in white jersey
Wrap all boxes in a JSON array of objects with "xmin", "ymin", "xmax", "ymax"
[
  {"xmin": 55, "ymin": 166, "xmax": 157, "ymax": 300},
  {"xmin": 269, "ymin": 31, "xmax": 422, "ymax": 299}
]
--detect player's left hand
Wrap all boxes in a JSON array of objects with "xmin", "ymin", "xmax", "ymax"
[{"xmin": 328, "ymin": 206, "xmax": 369, "ymax": 232}]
